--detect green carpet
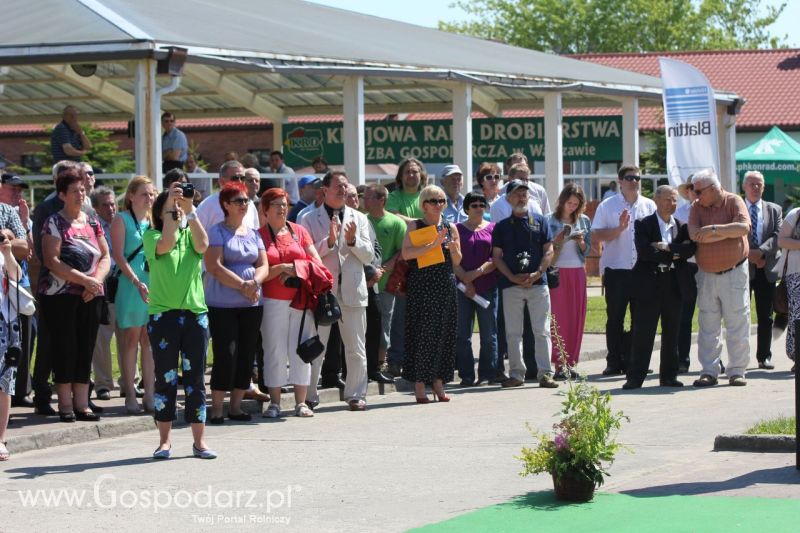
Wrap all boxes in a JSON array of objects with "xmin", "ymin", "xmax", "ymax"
[{"xmin": 411, "ymin": 492, "xmax": 800, "ymax": 532}]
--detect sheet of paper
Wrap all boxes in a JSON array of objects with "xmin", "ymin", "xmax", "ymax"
[{"xmin": 409, "ymin": 224, "xmax": 444, "ymax": 268}]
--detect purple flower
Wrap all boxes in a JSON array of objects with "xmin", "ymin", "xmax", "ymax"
[{"xmin": 554, "ymin": 433, "xmax": 569, "ymax": 451}]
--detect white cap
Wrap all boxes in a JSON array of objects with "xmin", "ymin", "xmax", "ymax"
[{"xmin": 441, "ymin": 164, "xmax": 463, "ymax": 178}]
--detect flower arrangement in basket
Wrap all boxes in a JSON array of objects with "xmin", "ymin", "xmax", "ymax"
[{"xmin": 516, "ymin": 314, "xmax": 629, "ymax": 502}]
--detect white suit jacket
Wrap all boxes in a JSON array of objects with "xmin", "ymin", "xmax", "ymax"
[{"xmin": 300, "ymin": 203, "xmax": 374, "ymax": 307}]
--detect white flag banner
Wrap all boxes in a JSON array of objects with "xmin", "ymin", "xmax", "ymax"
[{"xmin": 659, "ymin": 58, "xmax": 719, "ymax": 187}]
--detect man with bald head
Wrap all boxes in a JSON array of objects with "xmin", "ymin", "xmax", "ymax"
[
  {"xmin": 51, "ymin": 106, "xmax": 92, "ymax": 162},
  {"xmin": 688, "ymin": 169, "xmax": 752, "ymax": 387}
]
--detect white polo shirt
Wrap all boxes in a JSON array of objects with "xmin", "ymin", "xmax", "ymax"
[
  {"xmin": 593, "ymin": 192, "xmax": 656, "ymax": 272},
  {"xmin": 489, "ymin": 195, "xmax": 542, "ymax": 222}
]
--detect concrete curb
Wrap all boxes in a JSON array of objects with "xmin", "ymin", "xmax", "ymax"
[
  {"xmin": 6, "ymin": 381, "xmax": 398, "ymax": 455},
  {"xmin": 714, "ymin": 433, "xmax": 797, "ymax": 453}
]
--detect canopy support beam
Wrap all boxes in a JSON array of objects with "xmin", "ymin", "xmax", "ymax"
[
  {"xmin": 544, "ymin": 92, "xmax": 564, "ymax": 210},
  {"xmin": 621, "ymin": 96, "xmax": 639, "ymax": 166},
  {"xmin": 343, "ymin": 76, "xmax": 365, "ymax": 185},
  {"xmin": 134, "ymin": 59, "xmax": 161, "ymax": 188},
  {"xmin": 452, "ymin": 83, "xmax": 473, "ymax": 195}
]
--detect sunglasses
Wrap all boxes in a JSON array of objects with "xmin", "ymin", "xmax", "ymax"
[
  {"xmin": 228, "ymin": 197, "xmax": 249, "ymax": 206},
  {"xmin": 424, "ymin": 198, "xmax": 447, "ymax": 205},
  {"xmin": 469, "ymin": 203, "xmax": 487, "ymax": 209},
  {"xmin": 621, "ymin": 175, "xmax": 641, "ymax": 182},
  {"xmin": 482, "ymin": 174, "xmax": 501, "ymax": 181},
  {"xmin": 229, "ymin": 174, "xmax": 245, "ymax": 181},
  {"xmin": 692, "ymin": 185, "xmax": 711, "ymax": 196},
  {"xmin": 85, "ymin": 171, "xmax": 94, "ymax": 176}
]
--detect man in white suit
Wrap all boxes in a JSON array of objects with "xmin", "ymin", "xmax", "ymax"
[{"xmin": 301, "ymin": 171, "xmax": 374, "ymax": 410}]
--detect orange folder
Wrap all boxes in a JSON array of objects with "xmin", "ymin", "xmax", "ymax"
[{"xmin": 409, "ymin": 224, "xmax": 444, "ymax": 268}]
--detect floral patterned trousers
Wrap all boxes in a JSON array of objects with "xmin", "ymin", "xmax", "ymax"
[{"xmin": 148, "ymin": 309, "xmax": 209, "ymax": 424}]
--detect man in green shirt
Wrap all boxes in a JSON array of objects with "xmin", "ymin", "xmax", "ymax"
[
  {"xmin": 386, "ymin": 157, "xmax": 427, "ymax": 223},
  {"xmin": 365, "ymin": 184, "xmax": 406, "ymax": 368}
]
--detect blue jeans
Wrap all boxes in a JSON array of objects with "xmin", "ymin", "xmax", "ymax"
[
  {"xmin": 456, "ymin": 288, "xmax": 499, "ymax": 382},
  {"xmin": 387, "ymin": 294, "xmax": 406, "ymax": 366}
]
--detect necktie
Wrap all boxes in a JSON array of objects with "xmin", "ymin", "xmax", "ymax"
[{"xmin": 749, "ymin": 203, "xmax": 759, "ymax": 246}]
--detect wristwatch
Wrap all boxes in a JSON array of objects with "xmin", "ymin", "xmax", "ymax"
[{"xmin": 185, "ymin": 211, "xmax": 197, "ymax": 222}]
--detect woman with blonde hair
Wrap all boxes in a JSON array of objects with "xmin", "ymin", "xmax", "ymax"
[
  {"xmin": 111, "ymin": 175, "xmax": 156, "ymax": 413},
  {"xmin": 545, "ymin": 182, "xmax": 592, "ymax": 379}
]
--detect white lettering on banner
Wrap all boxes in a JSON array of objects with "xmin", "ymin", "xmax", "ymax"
[
  {"xmin": 366, "ymin": 125, "xmax": 417, "ymax": 145},
  {"xmin": 327, "ymin": 128, "xmax": 341, "ymax": 144},
  {"xmin": 472, "ymin": 144, "xmax": 509, "ymax": 159},
  {"xmin": 366, "ymin": 147, "xmax": 396, "ymax": 160},
  {"xmin": 399, "ymin": 145, "xmax": 453, "ymax": 160},
  {"xmin": 563, "ymin": 120, "xmax": 620, "ymax": 139}
]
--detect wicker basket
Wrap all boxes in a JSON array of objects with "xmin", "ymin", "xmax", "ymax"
[{"xmin": 552, "ymin": 470, "xmax": 596, "ymax": 502}]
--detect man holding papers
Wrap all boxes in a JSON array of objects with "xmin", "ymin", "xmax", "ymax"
[{"xmin": 491, "ymin": 180, "xmax": 558, "ymax": 389}]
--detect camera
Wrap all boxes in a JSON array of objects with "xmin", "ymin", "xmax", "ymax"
[
  {"xmin": 177, "ymin": 182, "xmax": 194, "ymax": 198},
  {"xmin": 516, "ymin": 251, "xmax": 531, "ymax": 271}
]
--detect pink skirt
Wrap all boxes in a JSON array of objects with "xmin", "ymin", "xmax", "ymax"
[{"xmin": 549, "ymin": 267, "xmax": 587, "ymax": 368}]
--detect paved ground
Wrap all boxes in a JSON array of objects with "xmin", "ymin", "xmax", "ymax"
[{"xmin": 1, "ymin": 329, "xmax": 798, "ymax": 531}]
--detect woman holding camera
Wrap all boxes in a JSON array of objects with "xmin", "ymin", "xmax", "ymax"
[
  {"xmin": 0, "ymin": 231, "xmax": 24, "ymax": 460},
  {"xmin": 545, "ymin": 183, "xmax": 592, "ymax": 379},
  {"xmin": 111, "ymin": 176, "xmax": 155, "ymax": 414},
  {"xmin": 205, "ymin": 182, "xmax": 268, "ymax": 424},
  {"xmin": 39, "ymin": 167, "xmax": 110, "ymax": 422},
  {"xmin": 258, "ymin": 188, "xmax": 327, "ymax": 418},
  {"xmin": 144, "ymin": 183, "xmax": 214, "ymax": 459}
]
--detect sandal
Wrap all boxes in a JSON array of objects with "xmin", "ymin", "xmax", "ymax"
[
  {"xmin": 294, "ymin": 403, "xmax": 314, "ymax": 418},
  {"xmin": 0, "ymin": 441, "xmax": 9, "ymax": 461}
]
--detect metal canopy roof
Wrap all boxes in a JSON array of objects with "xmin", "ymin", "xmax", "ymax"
[{"xmin": 0, "ymin": 0, "xmax": 737, "ymax": 126}]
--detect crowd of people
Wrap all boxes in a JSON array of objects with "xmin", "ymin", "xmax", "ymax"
[{"xmin": 0, "ymin": 137, "xmax": 796, "ymax": 461}]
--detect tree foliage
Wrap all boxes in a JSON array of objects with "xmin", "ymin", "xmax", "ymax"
[
  {"xmin": 439, "ymin": 0, "xmax": 786, "ymax": 54},
  {"xmin": 25, "ymin": 124, "xmax": 135, "ymax": 174}
]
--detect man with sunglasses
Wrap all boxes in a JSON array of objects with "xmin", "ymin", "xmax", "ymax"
[
  {"xmin": 592, "ymin": 165, "xmax": 656, "ymax": 376},
  {"xmin": 196, "ymin": 161, "xmax": 259, "ymax": 232},
  {"xmin": 687, "ymin": 169, "xmax": 752, "ymax": 387}
]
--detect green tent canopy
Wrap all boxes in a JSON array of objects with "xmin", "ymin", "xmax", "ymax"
[{"xmin": 736, "ymin": 126, "xmax": 800, "ymax": 202}]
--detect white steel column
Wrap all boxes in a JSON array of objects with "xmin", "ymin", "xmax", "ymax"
[
  {"xmin": 342, "ymin": 76, "xmax": 365, "ymax": 185},
  {"xmin": 452, "ymin": 83, "xmax": 473, "ymax": 195},
  {"xmin": 717, "ymin": 103, "xmax": 737, "ymax": 191},
  {"xmin": 134, "ymin": 59, "xmax": 161, "ymax": 188},
  {"xmin": 621, "ymin": 97, "xmax": 639, "ymax": 166},
  {"xmin": 543, "ymin": 93, "xmax": 564, "ymax": 209}
]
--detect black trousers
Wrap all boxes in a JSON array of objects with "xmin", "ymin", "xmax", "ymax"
[
  {"xmin": 208, "ymin": 306, "xmax": 264, "ymax": 391},
  {"xmin": 628, "ymin": 270, "xmax": 682, "ymax": 384},
  {"xmin": 40, "ymin": 294, "xmax": 102, "ymax": 384},
  {"xmin": 604, "ymin": 268, "xmax": 636, "ymax": 371},
  {"xmin": 365, "ymin": 289, "xmax": 382, "ymax": 376},
  {"xmin": 13, "ymin": 314, "xmax": 33, "ymax": 400},
  {"xmin": 321, "ymin": 322, "xmax": 345, "ymax": 382},
  {"xmin": 678, "ymin": 263, "xmax": 698, "ymax": 370},
  {"xmin": 750, "ymin": 267, "xmax": 775, "ymax": 362}
]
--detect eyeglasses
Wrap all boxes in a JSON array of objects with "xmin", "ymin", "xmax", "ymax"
[
  {"xmin": 469, "ymin": 203, "xmax": 487, "ymax": 209},
  {"xmin": 424, "ymin": 198, "xmax": 447, "ymax": 205},
  {"xmin": 228, "ymin": 174, "xmax": 245, "ymax": 181},
  {"xmin": 621, "ymin": 175, "xmax": 641, "ymax": 182},
  {"xmin": 693, "ymin": 185, "xmax": 711, "ymax": 196},
  {"xmin": 269, "ymin": 202, "xmax": 288, "ymax": 209},
  {"xmin": 228, "ymin": 197, "xmax": 250, "ymax": 206},
  {"xmin": 482, "ymin": 174, "xmax": 501, "ymax": 181},
  {"xmin": 85, "ymin": 171, "xmax": 94, "ymax": 176}
]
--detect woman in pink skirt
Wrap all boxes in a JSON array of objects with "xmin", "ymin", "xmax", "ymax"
[{"xmin": 546, "ymin": 183, "xmax": 592, "ymax": 379}]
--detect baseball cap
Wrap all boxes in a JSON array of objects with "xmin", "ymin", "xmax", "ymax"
[
  {"xmin": 1, "ymin": 173, "xmax": 29, "ymax": 189},
  {"xmin": 298, "ymin": 175, "xmax": 321, "ymax": 189},
  {"xmin": 441, "ymin": 164, "xmax": 463, "ymax": 178},
  {"xmin": 506, "ymin": 179, "xmax": 527, "ymax": 195}
]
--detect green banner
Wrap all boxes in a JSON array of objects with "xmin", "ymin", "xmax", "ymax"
[{"xmin": 282, "ymin": 116, "xmax": 622, "ymax": 168}]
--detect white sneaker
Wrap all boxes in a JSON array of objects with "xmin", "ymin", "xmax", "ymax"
[{"xmin": 262, "ymin": 403, "xmax": 281, "ymax": 418}]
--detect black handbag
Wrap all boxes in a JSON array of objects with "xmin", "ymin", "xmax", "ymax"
[
  {"xmin": 546, "ymin": 266, "xmax": 560, "ymax": 289},
  {"xmin": 105, "ymin": 243, "xmax": 143, "ymax": 303},
  {"xmin": 296, "ymin": 308, "xmax": 325, "ymax": 364},
  {"xmin": 315, "ymin": 290, "xmax": 342, "ymax": 326}
]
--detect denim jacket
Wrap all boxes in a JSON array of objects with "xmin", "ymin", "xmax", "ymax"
[{"xmin": 545, "ymin": 213, "xmax": 592, "ymax": 263}]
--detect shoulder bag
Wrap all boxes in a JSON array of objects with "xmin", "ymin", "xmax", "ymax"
[{"xmin": 296, "ymin": 308, "xmax": 325, "ymax": 364}]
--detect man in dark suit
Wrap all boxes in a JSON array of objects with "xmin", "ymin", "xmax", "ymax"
[
  {"xmin": 624, "ymin": 186, "xmax": 696, "ymax": 390},
  {"xmin": 743, "ymin": 171, "xmax": 782, "ymax": 370}
]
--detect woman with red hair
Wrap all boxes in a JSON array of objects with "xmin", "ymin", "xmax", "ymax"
[
  {"xmin": 204, "ymin": 182, "xmax": 269, "ymax": 424},
  {"xmin": 258, "ymin": 188, "xmax": 326, "ymax": 418}
]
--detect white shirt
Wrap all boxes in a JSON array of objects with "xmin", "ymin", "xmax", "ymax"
[
  {"xmin": 489, "ymin": 195, "xmax": 542, "ymax": 222},
  {"xmin": 498, "ymin": 181, "xmax": 551, "ymax": 215},
  {"xmin": 195, "ymin": 192, "xmax": 260, "ymax": 232},
  {"xmin": 602, "ymin": 189, "xmax": 617, "ymax": 201},
  {"xmin": 745, "ymin": 198, "xmax": 764, "ymax": 245},
  {"xmin": 657, "ymin": 214, "xmax": 677, "ymax": 245},
  {"xmin": 593, "ymin": 192, "xmax": 656, "ymax": 272}
]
